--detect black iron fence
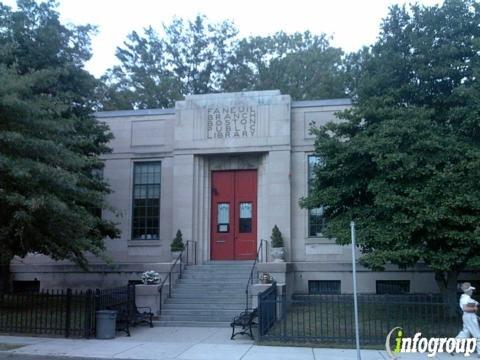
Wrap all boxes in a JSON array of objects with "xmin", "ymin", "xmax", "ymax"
[
  {"xmin": 257, "ymin": 292, "xmax": 462, "ymax": 345},
  {"xmin": 258, "ymin": 281, "xmax": 277, "ymax": 336},
  {"xmin": 0, "ymin": 288, "xmax": 95, "ymax": 338},
  {"xmin": 0, "ymin": 284, "xmax": 136, "ymax": 338},
  {"xmin": 245, "ymin": 239, "xmax": 267, "ymax": 312}
]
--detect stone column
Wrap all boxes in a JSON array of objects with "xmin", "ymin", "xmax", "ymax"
[
  {"xmin": 172, "ymin": 154, "xmax": 195, "ymax": 246},
  {"xmin": 192, "ymin": 155, "xmax": 210, "ymax": 264},
  {"xmin": 263, "ymin": 150, "xmax": 291, "ymax": 261}
]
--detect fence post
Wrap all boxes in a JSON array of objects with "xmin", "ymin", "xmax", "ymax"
[
  {"xmin": 258, "ymin": 292, "xmax": 263, "ymax": 340},
  {"xmin": 282, "ymin": 291, "xmax": 287, "ymax": 342},
  {"xmin": 65, "ymin": 288, "xmax": 72, "ymax": 338},
  {"xmin": 126, "ymin": 285, "xmax": 133, "ymax": 337},
  {"xmin": 84, "ymin": 290, "xmax": 93, "ymax": 338}
]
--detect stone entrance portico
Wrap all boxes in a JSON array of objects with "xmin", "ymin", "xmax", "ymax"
[{"xmin": 172, "ymin": 91, "xmax": 292, "ymax": 264}]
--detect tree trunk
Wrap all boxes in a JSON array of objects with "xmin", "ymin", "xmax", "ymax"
[
  {"xmin": 435, "ymin": 271, "xmax": 459, "ymax": 318},
  {"xmin": 0, "ymin": 252, "xmax": 12, "ymax": 292},
  {"xmin": 0, "ymin": 264, "xmax": 10, "ymax": 292}
]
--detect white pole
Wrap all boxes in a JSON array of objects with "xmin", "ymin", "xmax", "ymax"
[{"xmin": 351, "ymin": 221, "xmax": 362, "ymax": 360}]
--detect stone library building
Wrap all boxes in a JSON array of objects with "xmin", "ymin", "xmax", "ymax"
[{"xmin": 11, "ymin": 90, "xmax": 478, "ymax": 321}]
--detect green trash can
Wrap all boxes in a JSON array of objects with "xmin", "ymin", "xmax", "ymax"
[{"xmin": 96, "ymin": 310, "xmax": 117, "ymax": 339}]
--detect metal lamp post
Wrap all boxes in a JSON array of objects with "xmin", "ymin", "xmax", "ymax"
[{"xmin": 351, "ymin": 221, "xmax": 362, "ymax": 360}]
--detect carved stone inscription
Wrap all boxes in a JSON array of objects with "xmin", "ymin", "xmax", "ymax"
[{"xmin": 207, "ymin": 105, "xmax": 257, "ymax": 139}]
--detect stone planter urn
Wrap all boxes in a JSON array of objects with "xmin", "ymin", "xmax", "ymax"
[
  {"xmin": 270, "ymin": 247, "xmax": 285, "ymax": 263},
  {"xmin": 171, "ymin": 251, "xmax": 181, "ymax": 261}
]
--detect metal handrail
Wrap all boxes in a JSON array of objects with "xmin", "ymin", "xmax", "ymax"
[
  {"xmin": 245, "ymin": 239, "xmax": 267, "ymax": 312},
  {"xmin": 158, "ymin": 240, "xmax": 196, "ymax": 317}
]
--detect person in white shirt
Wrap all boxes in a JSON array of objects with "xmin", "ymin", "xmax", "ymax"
[{"xmin": 456, "ymin": 282, "xmax": 480, "ymax": 356}]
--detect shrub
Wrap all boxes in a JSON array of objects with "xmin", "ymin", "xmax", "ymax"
[
  {"xmin": 271, "ymin": 225, "xmax": 284, "ymax": 248},
  {"xmin": 171, "ymin": 230, "xmax": 185, "ymax": 251}
]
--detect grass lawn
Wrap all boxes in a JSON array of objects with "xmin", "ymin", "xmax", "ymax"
[{"xmin": 260, "ymin": 300, "xmax": 461, "ymax": 346}]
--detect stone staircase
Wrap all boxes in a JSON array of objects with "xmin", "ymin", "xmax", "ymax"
[{"xmin": 156, "ymin": 261, "xmax": 253, "ymax": 327}]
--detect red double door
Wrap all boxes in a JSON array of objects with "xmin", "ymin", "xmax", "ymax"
[{"xmin": 211, "ymin": 170, "xmax": 257, "ymax": 260}]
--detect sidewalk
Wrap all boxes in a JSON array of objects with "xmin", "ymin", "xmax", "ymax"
[{"xmin": 0, "ymin": 326, "xmax": 460, "ymax": 360}]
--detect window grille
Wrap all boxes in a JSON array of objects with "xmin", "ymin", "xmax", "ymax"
[
  {"xmin": 308, "ymin": 280, "xmax": 341, "ymax": 295},
  {"xmin": 376, "ymin": 280, "xmax": 410, "ymax": 294}
]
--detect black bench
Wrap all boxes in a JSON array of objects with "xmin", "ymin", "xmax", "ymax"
[
  {"xmin": 129, "ymin": 299, "xmax": 154, "ymax": 328},
  {"xmin": 98, "ymin": 285, "xmax": 154, "ymax": 337},
  {"xmin": 231, "ymin": 309, "xmax": 257, "ymax": 340},
  {"xmin": 114, "ymin": 303, "xmax": 153, "ymax": 336}
]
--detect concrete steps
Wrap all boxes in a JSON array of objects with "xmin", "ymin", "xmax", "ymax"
[
  {"xmin": 175, "ymin": 276, "xmax": 249, "ymax": 281},
  {"xmin": 175, "ymin": 281, "xmax": 246, "ymax": 287},
  {"xmin": 172, "ymin": 283, "xmax": 245, "ymax": 290},
  {"xmin": 155, "ymin": 320, "xmax": 231, "ymax": 327},
  {"xmin": 165, "ymin": 297, "xmax": 246, "ymax": 304},
  {"xmin": 171, "ymin": 289, "xmax": 244, "ymax": 296},
  {"xmin": 158, "ymin": 261, "xmax": 252, "ymax": 327},
  {"xmin": 163, "ymin": 302, "xmax": 244, "ymax": 310}
]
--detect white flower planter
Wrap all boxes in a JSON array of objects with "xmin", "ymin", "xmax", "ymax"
[{"xmin": 141, "ymin": 270, "xmax": 161, "ymax": 285}]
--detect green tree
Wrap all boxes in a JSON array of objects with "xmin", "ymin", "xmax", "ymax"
[
  {"xmin": 301, "ymin": 0, "xmax": 480, "ymax": 311},
  {"xmin": 0, "ymin": 0, "xmax": 120, "ymax": 271},
  {"xmin": 223, "ymin": 31, "xmax": 347, "ymax": 99},
  {"xmin": 100, "ymin": 15, "xmax": 238, "ymax": 110},
  {"xmin": 100, "ymin": 21, "xmax": 349, "ymax": 109}
]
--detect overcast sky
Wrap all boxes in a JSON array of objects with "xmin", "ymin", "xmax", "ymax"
[{"xmin": 4, "ymin": 0, "xmax": 443, "ymax": 77}]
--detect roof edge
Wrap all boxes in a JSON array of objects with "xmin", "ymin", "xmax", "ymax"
[
  {"xmin": 291, "ymin": 98, "xmax": 352, "ymax": 108},
  {"xmin": 94, "ymin": 98, "xmax": 352, "ymax": 118},
  {"xmin": 94, "ymin": 108, "xmax": 175, "ymax": 118}
]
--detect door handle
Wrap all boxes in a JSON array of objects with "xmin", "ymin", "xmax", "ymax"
[{"xmin": 216, "ymin": 240, "xmax": 226, "ymax": 243}]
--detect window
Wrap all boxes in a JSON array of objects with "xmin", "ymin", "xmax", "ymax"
[
  {"xmin": 239, "ymin": 202, "xmax": 252, "ymax": 233},
  {"xmin": 376, "ymin": 280, "xmax": 410, "ymax": 295},
  {"xmin": 132, "ymin": 162, "xmax": 161, "ymax": 240},
  {"xmin": 308, "ymin": 155, "xmax": 326, "ymax": 237},
  {"xmin": 217, "ymin": 203, "xmax": 230, "ymax": 232},
  {"xmin": 308, "ymin": 280, "xmax": 341, "ymax": 295}
]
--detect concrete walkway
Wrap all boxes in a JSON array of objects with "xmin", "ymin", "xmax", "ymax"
[{"xmin": 0, "ymin": 327, "xmax": 464, "ymax": 359}]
